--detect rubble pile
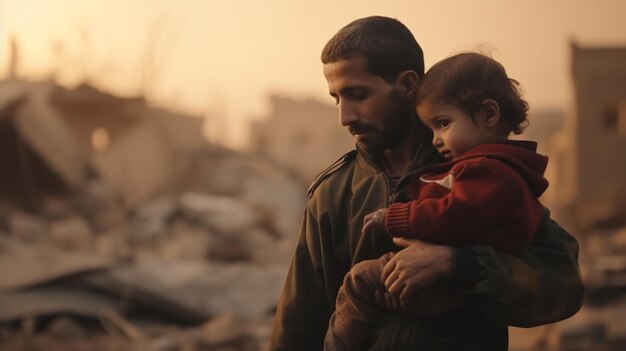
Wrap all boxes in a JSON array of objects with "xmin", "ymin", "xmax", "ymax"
[{"xmin": 0, "ymin": 80, "xmax": 306, "ymax": 351}]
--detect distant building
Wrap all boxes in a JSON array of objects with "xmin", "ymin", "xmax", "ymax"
[
  {"xmin": 250, "ymin": 95, "xmax": 354, "ymax": 185},
  {"xmin": 546, "ymin": 43, "xmax": 626, "ymax": 223},
  {"xmin": 0, "ymin": 80, "xmax": 209, "ymax": 208}
]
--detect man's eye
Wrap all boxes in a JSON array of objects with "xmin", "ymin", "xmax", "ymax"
[{"xmin": 349, "ymin": 90, "xmax": 367, "ymax": 100}]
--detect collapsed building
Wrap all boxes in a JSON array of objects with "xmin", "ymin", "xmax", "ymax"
[{"xmin": 0, "ymin": 79, "xmax": 306, "ymax": 350}]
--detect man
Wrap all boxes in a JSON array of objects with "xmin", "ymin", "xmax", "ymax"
[{"xmin": 270, "ymin": 16, "xmax": 583, "ymax": 350}]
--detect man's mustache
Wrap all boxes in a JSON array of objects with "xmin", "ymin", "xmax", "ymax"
[{"xmin": 348, "ymin": 123, "xmax": 376, "ymax": 135}]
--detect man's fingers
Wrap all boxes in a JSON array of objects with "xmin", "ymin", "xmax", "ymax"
[
  {"xmin": 387, "ymin": 278, "xmax": 405, "ymax": 296},
  {"xmin": 379, "ymin": 290, "xmax": 401, "ymax": 311},
  {"xmin": 383, "ymin": 266, "xmax": 399, "ymax": 289},
  {"xmin": 381, "ymin": 259, "xmax": 397, "ymax": 283},
  {"xmin": 399, "ymin": 282, "xmax": 416, "ymax": 303}
]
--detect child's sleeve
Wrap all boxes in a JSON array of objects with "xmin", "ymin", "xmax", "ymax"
[{"xmin": 384, "ymin": 160, "xmax": 541, "ymax": 253}]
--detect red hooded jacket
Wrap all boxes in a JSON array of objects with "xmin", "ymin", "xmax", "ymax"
[{"xmin": 385, "ymin": 140, "xmax": 548, "ymax": 254}]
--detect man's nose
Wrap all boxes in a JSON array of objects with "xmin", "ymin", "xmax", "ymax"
[{"xmin": 339, "ymin": 102, "xmax": 358, "ymax": 126}]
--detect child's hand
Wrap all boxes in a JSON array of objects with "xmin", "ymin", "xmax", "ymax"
[{"xmin": 362, "ymin": 208, "xmax": 389, "ymax": 234}]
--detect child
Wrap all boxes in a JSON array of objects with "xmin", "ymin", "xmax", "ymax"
[{"xmin": 324, "ymin": 52, "xmax": 549, "ymax": 350}]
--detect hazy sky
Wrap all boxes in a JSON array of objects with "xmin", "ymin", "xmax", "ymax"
[{"xmin": 2, "ymin": 0, "xmax": 626, "ymax": 148}]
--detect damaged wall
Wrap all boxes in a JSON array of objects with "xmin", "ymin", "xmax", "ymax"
[
  {"xmin": 548, "ymin": 44, "xmax": 626, "ymax": 216},
  {"xmin": 0, "ymin": 79, "xmax": 307, "ymax": 350}
]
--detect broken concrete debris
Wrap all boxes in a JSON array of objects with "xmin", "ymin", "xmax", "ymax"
[{"xmin": 0, "ymin": 79, "xmax": 304, "ymax": 350}]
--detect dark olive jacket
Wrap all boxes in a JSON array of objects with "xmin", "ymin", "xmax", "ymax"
[{"xmin": 270, "ymin": 144, "xmax": 584, "ymax": 351}]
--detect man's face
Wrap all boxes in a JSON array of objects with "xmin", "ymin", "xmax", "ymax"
[{"xmin": 323, "ymin": 56, "xmax": 412, "ymax": 154}]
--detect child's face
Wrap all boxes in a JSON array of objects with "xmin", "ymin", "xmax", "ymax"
[{"xmin": 417, "ymin": 100, "xmax": 502, "ymax": 160}]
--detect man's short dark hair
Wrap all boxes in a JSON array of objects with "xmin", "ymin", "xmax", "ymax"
[{"xmin": 321, "ymin": 16, "xmax": 424, "ymax": 83}]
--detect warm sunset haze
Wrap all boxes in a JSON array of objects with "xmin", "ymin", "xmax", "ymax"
[
  {"xmin": 2, "ymin": 2, "xmax": 626, "ymax": 350},
  {"xmin": 2, "ymin": 0, "xmax": 626, "ymax": 148}
]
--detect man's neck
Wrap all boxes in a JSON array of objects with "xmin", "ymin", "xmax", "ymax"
[
  {"xmin": 381, "ymin": 123, "xmax": 431, "ymax": 176},
  {"xmin": 381, "ymin": 149, "xmax": 410, "ymax": 175}
]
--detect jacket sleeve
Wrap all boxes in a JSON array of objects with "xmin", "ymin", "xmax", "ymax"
[
  {"xmin": 385, "ymin": 161, "xmax": 533, "ymax": 253},
  {"xmin": 269, "ymin": 203, "xmax": 333, "ymax": 351},
  {"xmin": 456, "ymin": 210, "xmax": 584, "ymax": 327}
]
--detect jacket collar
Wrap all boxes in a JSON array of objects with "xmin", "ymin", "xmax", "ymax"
[{"xmin": 355, "ymin": 139, "xmax": 444, "ymax": 177}]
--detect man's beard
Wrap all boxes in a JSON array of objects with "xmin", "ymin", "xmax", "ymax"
[{"xmin": 359, "ymin": 93, "xmax": 413, "ymax": 155}]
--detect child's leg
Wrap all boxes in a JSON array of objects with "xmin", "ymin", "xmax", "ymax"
[{"xmin": 324, "ymin": 254, "xmax": 392, "ymax": 351}]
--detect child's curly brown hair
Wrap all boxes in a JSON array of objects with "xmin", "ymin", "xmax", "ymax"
[{"xmin": 417, "ymin": 52, "xmax": 529, "ymax": 135}]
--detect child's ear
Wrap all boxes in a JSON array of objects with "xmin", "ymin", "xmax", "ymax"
[
  {"xmin": 481, "ymin": 99, "xmax": 500, "ymax": 127},
  {"xmin": 396, "ymin": 70, "xmax": 419, "ymax": 100}
]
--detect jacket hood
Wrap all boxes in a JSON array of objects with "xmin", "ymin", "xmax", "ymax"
[{"xmin": 458, "ymin": 140, "xmax": 549, "ymax": 197}]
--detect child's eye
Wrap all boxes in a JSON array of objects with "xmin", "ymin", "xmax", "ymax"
[{"xmin": 438, "ymin": 120, "xmax": 449, "ymax": 128}]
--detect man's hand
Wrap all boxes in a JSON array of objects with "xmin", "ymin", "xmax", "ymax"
[
  {"xmin": 381, "ymin": 237, "xmax": 454, "ymax": 306},
  {"xmin": 362, "ymin": 208, "xmax": 389, "ymax": 234}
]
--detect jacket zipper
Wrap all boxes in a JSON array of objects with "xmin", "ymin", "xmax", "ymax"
[{"xmin": 356, "ymin": 146, "xmax": 393, "ymax": 207}]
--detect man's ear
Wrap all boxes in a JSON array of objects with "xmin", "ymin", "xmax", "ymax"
[
  {"xmin": 481, "ymin": 99, "xmax": 500, "ymax": 127},
  {"xmin": 395, "ymin": 70, "xmax": 419, "ymax": 100}
]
